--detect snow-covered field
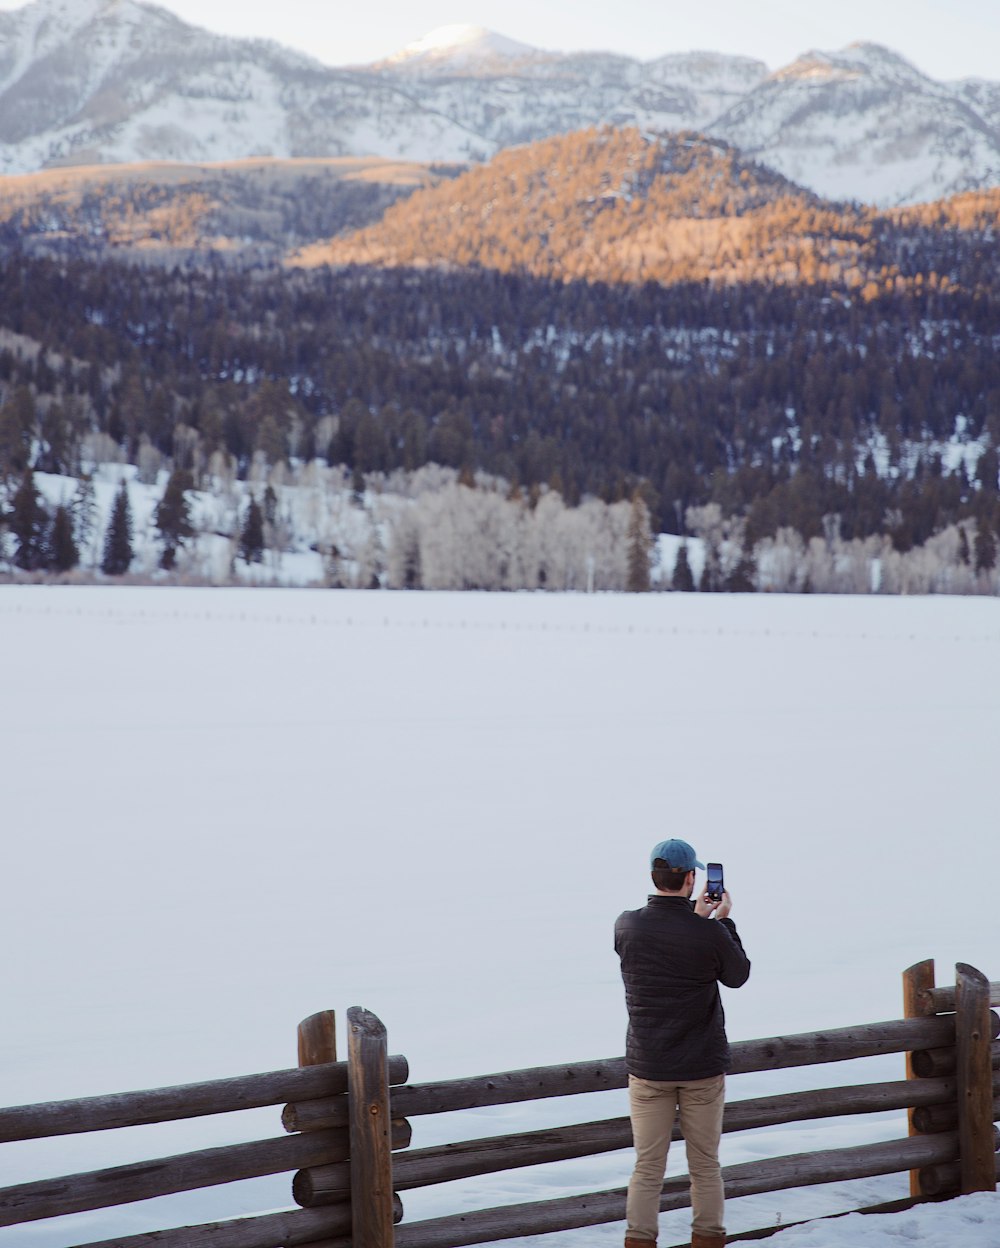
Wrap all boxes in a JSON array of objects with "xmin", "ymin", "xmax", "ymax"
[{"xmin": 1, "ymin": 586, "xmax": 998, "ymax": 1247}]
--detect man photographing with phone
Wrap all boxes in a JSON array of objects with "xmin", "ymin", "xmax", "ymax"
[{"xmin": 614, "ymin": 839, "xmax": 750, "ymax": 1248}]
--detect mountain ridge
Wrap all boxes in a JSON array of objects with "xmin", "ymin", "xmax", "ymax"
[{"xmin": 2, "ymin": 0, "xmax": 1000, "ymax": 203}]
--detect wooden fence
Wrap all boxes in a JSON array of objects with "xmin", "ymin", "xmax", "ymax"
[{"xmin": 1, "ymin": 959, "xmax": 997, "ymax": 1247}]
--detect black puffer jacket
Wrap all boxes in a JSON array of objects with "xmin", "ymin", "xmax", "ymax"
[{"xmin": 615, "ymin": 895, "xmax": 751, "ymax": 1081}]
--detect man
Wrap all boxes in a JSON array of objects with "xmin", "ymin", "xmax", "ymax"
[{"xmin": 614, "ymin": 838, "xmax": 751, "ymax": 1248}]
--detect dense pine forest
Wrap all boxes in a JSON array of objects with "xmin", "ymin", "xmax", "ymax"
[{"xmin": 1, "ymin": 129, "xmax": 999, "ymax": 588}]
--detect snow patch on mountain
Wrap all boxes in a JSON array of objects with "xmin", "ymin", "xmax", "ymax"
[
  {"xmin": 376, "ymin": 23, "xmax": 547, "ymax": 74},
  {"xmin": 2, "ymin": 0, "xmax": 1000, "ymax": 203},
  {"xmin": 709, "ymin": 42, "xmax": 1000, "ymax": 204}
]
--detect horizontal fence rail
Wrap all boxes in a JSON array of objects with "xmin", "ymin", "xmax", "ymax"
[
  {"xmin": 0, "ymin": 1055, "xmax": 409, "ymax": 1143},
  {"xmin": 69, "ymin": 1198, "xmax": 404, "ymax": 1248},
  {"xmin": 378, "ymin": 1133, "xmax": 983, "ymax": 1248},
  {"xmin": 283, "ymin": 1013, "xmax": 966, "ymax": 1133},
  {"xmin": 915, "ymin": 981, "xmax": 1000, "ymax": 1017},
  {"xmin": 292, "ymin": 1076, "xmax": 1000, "ymax": 1206},
  {"xmin": 0, "ymin": 959, "xmax": 996, "ymax": 1248}
]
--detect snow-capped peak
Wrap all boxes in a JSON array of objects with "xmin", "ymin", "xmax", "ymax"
[
  {"xmin": 770, "ymin": 42, "xmax": 932, "ymax": 89},
  {"xmin": 378, "ymin": 24, "xmax": 545, "ymax": 72}
]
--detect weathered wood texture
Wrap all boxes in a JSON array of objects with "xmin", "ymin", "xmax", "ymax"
[
  {"xmin": 284, "ymin": 1059, "xmax": 625, "ymax": 1133},
  {"xmin": 911, "ymin": 1084, "xmax": 1000, "ymax": 1134},
  {"xmin": 911, "ymin": 1040, "xmax": 1000, "ymax": 1079},
  {"xmin": 347, "ymin": 1007, "xmax": 395, "ymax": 1248},
  {"xmin": 284, "ymin": 1015, "xmax": 968, "ymax": 1134},
  {"xmin": 294, "ymin": 1120, "xmax": 412, "ymax": 1206},
  {"xmin": 385, "ymin": 1132, "xmax": 963, "ymax": 1248},
  {"xmin": 292, "ymin": 1077, "xmax": 962, "ymax": 1202},
  {"xmin": 0, "ymin": 1129, "xmax": 352, "ymax": 1227},
  {"xmin": 299, "ymin": 1012, "xmax": 337, "ymax": 1069},
  {"xmin": 956, "ymin": 962, "xmax": 998, "ymax": 1194},
  {"xmin": 903, "ymin": 959, "xmax": 937, "ymax": 1196},
  {"xmin": 0, "ymin": 1056, "xmax": 408, "ymax": 1143},
  {"xmin": 920, "ymin": 1151, "xmax": 1000, "ymax": 1197},
  {"xmin": 917, "ymin": 981, "xmax": 1000, "ymax": 1017},
  {"xmin": 67, "ymin": 1196, "xmax": 403, "ymax": 1248}
]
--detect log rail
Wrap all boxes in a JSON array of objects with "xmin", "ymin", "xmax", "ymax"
[{"xmin": 0, "ymin": 960, "xmax": 995, "ymax": 1248}]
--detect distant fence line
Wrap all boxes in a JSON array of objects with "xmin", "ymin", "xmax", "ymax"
[
  {"xmin": 1, "ymin": 594, "xmax": 999, "ymax": 650},
  {"xmin": 0, "ymin": 960, "xmax": 998, "ymax": 1247}
]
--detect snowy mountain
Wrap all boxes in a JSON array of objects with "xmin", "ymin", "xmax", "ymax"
[
  {"xmin": 2, "ymin": 0, "xmax": 1000, "ymax": 204},
  {"xmin": 0, "ymin": 0, "xmax": 482, "ymax": 170},
  {"xmin": 709, "ymin": 43, "xmax": 1000, "ymax": 205}
]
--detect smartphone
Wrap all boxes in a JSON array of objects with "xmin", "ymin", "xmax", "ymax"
[{"xmin": 706, "ymin": 862, "xmax": 724, "ymax": 902}]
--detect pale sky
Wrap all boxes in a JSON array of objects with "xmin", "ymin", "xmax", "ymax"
[{"xmin": 4, "ymin": 0, "xmax": 999, "ymax": 80}]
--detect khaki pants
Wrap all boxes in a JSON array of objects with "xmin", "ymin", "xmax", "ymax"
[{"xmin": 626, "ymin": 1072, "xmax": 726, "ymax": 1241}]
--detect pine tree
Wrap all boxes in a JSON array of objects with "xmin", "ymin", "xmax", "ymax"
[
  {"xmin": 155, "ymin": 469, "xmax": 194, "ymax": 570},
  {"xmin": 671, "ymin": 541, "xmax": 695, "ymax": 592},
  {"xmin": 974, "ymin": 523, "xmax": 997, "ymax": 574},
  {"xmin": 71, "ymin": 475, "xmax": 99, "ymax": 563},
  {"xmin": 10, "ymin": 470, "xmax": 48, "ymax": 571},
  {"xmin": 239, "ymin": 495, "xmax": 265, "ymax": 563},
  {"xmin": 725, "ymin": 543, "xmax": 758, "ymax": 593},
  {"xmin": 626, "ymin": 494, "xmax": 652, "ymax": 592},
  {"xmin": 48, "ymin": 504, "xmax": 79, "ymax": 572},
  {"xmin": 101, "ymin": 481, "xmax": 134, "ymax": 576},
  {"xmin": 958, "ymin": 525, "xmax": 971, "ymax": 566},
  {"xmin": 0, "ymin": 387, "xmax": 35, "ymax": 478}
]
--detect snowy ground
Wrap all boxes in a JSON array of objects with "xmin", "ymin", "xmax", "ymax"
[{"xmin": 1, "ymin": 586, "xmax": 998, "ymax": 1247}]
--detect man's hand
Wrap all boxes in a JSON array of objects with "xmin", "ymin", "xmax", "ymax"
[{"xmin": 695, "ymin": 888, "xmax": 733, "ymax": 919}]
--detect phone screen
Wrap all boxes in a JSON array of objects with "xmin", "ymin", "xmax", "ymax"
[{"xmin": 707, "ymin": 862, "xmax": 724, "ymax": 898}]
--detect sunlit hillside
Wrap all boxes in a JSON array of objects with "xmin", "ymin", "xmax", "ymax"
[
  {"xmin": 299, "ymin": 128, "xmax": 880, "ymax": 287},
  {"xmin": 0, "ymin": 158, "xmax": 450, "ymax": 262}
]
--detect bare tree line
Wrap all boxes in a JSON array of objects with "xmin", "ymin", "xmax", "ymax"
[{"xmin": 3, "ymin": 457, "xmax": 997, "ymax": 595}]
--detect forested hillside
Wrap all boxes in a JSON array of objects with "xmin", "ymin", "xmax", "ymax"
[
  {"xmin": 0, "ymin": 158, "xmax": 446, "ymax": 263},
  {"xmin": 1, "ymin": 129, "xmax": 999, "ymax": 590}
]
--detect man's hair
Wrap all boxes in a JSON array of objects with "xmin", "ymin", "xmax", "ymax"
[{"xmin": 651, "ymin": 858, "xmax": 691, "ymax": 892}]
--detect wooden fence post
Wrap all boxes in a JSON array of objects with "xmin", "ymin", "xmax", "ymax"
[
  {"xmin": 299, "ymin": 1011, "xmax": 337, "ymax": 1069},
  {"xmin": 955, "ymin": 963, "xmax": 997, "ymax": 1194},
  {"xmin": 903, "ymin": 959, "xmax": 936, "ymax": 1197},
  {"xmin": 348, "ymin": 1006, "xmax": 396, "ymax": 1248}
]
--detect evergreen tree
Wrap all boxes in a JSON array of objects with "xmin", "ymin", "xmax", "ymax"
[
  {"xmin": 48, "ymin": 504, "xmax": 79, "ymax": 572},
  {"xmin": 71, "ymin": 475, "xmax": 99, "ymax": 562},
  {"xmin": 724, "ymin": 542, "xmax": 758, "ymax": 592},
  {"xmin": 0, "ymin": 387, "xmax": 35, "ymax": 479},
  {"xmin": 155, "ymin": 469, "xmax": 194, "ymax": 570},
  {"xmin": 10, "ymin": 470, "xmax": 48, "ymax": 571},
  {"xmin": 239, "ymin": 495, "xmax": 265, "ymax": 563},
  {"xmin": 101, "ymin": 481, "xmax": 134, "ymax": 576},
  {"xmin": 626, "ymin": 494, "xmax": 652, "ymax": 592},
  {"xmin": 671, "ymin": 541, "xmax": 695, "ymax": 592},
  {"xmin": 958, "ymin": 525, "xmax": 971, "ymax": 566},
  {"xmin": 974, "ymin": 523, "xmax": 997, "ymax": 574}
]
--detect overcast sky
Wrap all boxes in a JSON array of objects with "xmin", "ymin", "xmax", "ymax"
[{"xmin": 3, "ymin": 0, "xmax": 997, "ymax": 80}]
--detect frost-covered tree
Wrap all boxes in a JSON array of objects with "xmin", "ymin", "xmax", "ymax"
[
  {"xmin": 755, "ymin": 527, "xmax": 807, "ymax": 593},
  {"xmin": 385, "ymin": 504, "xmax": 422, "ymax": 589}
]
